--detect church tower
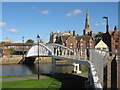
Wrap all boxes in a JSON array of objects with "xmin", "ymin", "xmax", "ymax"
[{"xmin": 83, "ymin": 11, "xmax": 92, "ymax": 36}]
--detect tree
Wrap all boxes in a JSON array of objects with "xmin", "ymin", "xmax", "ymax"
[
  {"xmin": 1, "ymin": 41, "xmax": 8, "ymax": 45},
  {"xmin": 8, "ymin": 47, "xmax": 14, "ymax": 56},
  {"xmin": 40, "ymin": 39, "xmax": 44, "ymax": 43},
  {"xmin": 26, "ymin": 39, "xmax": 34, "ymax": 43}
]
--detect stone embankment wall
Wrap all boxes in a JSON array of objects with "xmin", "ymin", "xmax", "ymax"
[{"xmin": 0, "ymin": 57, "xmax": 52, "ymax": 64}]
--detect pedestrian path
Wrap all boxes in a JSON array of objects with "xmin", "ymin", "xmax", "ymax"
[{"xmin": 2, "ymin": 76, "xmax": 49, "ymax": 82}]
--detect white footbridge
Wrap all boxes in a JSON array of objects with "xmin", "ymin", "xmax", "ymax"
[{"xmin": 24, "ymin": 43, "xmax": 120, "ymax": 89}]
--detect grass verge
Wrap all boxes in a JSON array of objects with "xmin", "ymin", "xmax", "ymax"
[
  {"xmin": 0, "ymin": 74, "xmax": 45, "ymax": 78},
  {"xmin": 2, "ymin": 78, "xmax": 61, "ymax": 88},
  {"xmin": 81, "ymin": 70, "xmax": 88, "ymax": 73}
]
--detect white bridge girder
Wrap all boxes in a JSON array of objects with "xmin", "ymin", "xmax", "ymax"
[
  {"xmin": 26, "ymin": 43, "xmax": 74, "ymax": 57},
  {"xmin": 26, "ymin": 43, "xmax": 102, "ymax": 89},
  {"xmin": 26, "ymin": 44, "xmax": 53, "ymax": 57}
]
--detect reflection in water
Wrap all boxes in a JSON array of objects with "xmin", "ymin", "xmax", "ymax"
[{"xmin": 2, "ymin": 62, "xmax": 73, "ymax": 77}]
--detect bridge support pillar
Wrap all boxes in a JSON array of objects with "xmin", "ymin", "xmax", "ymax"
[
  {"xmin": 85, "ymin": 67, "xmax": 94, "ymax": 88},
  {"xmin": 87, "ymin": 67, "xmax": 93, "ymax": 87},
  {"xmin": 52, "ymin": 58, "xmax": 56, "ymax": 74},
  {"xmin": 72, "ymin": 63, "xmax": 81, "ymax": 74}
]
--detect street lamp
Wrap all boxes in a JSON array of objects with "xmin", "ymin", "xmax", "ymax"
[
  {"xmin": 22, "ymin": 36, "xmax": 24, "ymax": 59},
  {"xmin": 103, "ymin": 16, "xmax": 109, "ymax": 32},
  {"xmin": 37, "ymin": 35, "xmax": 40, "ymax": 80}
]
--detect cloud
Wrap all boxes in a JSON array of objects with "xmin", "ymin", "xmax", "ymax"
[
  {"xmin": 65, "ymin": 9, "xmax": 82, "ymax": 17},
  {"xmin": 40, "ymin": 10, "xmax": 50, "ymax": 15},
  {"xmin": 8, "ymin": 29, "xmax": 18, "ymax": 33},
  {"xmin": 95, "ymin": 22, "xmax": 106, "ymax": 26},
  {"xmin": 0, "ymin": 22, "xmax": 6, "ymax": 27}
]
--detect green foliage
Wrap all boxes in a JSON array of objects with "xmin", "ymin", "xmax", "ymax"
[
  {"xmin": 2, "ymin": 78, "xmax": 61, "ymax": 88},
  {"xmin": 1, "ymin": 74, "xmax": 39, "ymax": 78},
  {"xmin": 26, "ymin": 39, "xmax": 34, "ymax": 43},
  {"xmin": 8, "ymin": 47, "xmax": 14, "ymax": 55},
  {"xmin": 0, "ymin": 41, "xmax": 7, "ymax": 45},
  {"xmin": 81, "ymin": 70, "xmax": 88, "ymax": 73},
  {"xmin": 40, "ymin": 39, "xmax": 44, "ymax": 43}
]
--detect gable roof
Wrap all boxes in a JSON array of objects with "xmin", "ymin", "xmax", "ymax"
[
  {"xmin": 95, "ymin": 39, "xmax": 108, "ymax": 48},
  {"xmin": 60, "ymin": 35, "xmax": 93, "ymax": 43},
  {"xmin": 76, "ymin": 35, "xmax": 92, "ymax": 41},
  {"xmin": 61, "ymin": 36, "xmax": 70, "ymax": 42}
]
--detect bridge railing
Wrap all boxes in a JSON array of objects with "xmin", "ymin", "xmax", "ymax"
[
  {"xmin": 89, "ymin": 49, "xmax": 120, "ymax": 89},
  {"xmin": 57, "ymin": 55, "xmax": 87, "ymax": 60}
]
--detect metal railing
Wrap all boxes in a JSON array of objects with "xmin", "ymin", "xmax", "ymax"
[{"xmin": 89, "ymin": 48, "xmax": 120, "ymax": 89}]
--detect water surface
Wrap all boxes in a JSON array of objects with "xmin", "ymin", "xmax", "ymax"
[{"xmin": 2, "ymin": 62, "xmax": 73, "ymax": 77}]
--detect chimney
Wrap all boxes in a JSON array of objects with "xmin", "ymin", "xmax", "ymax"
[
  {"xmin": 114, "ymin": 26, "xmax": 118, "ymax": 31},
  {"xmin": 73, "ymin": 30, "xmax": 75, "ymax": 36},
  {"xmin": 69, "ymin": 31, "xmax": 71, "ymax": 34}
]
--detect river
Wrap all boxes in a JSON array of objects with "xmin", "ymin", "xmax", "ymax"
[{"xmin": 2, "ymin": 62, "xmax": 73, "ymax": 77}]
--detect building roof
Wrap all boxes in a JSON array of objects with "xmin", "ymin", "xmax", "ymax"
[
  {"xmin": 76, "ymin": 35, "xmax": 92, "ymax": 41},
  {"xmin": 61, "ymin": 36, "xmax": 70, "ymax": 42},
  {"xmin": 95, "ymin": 39, "xmax": 108, "ymax": 49},
  {"xmin": 60, "ymin": 35, "xmax": 93, "ymax": 43},
  {"xmin": 108, "ymin": 31, "xmax": 114, "ymax": 35}
]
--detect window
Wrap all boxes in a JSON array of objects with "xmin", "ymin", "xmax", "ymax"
[
  {"xmin": 70, "ymin": 46, "xmax": 72, "ymax": 48},
  {"xmin": 26, "ymin": 46, "xmax": 29, "ymax": 49},
  {"xmin": 115, "ymin": 45, "xmax": 118, "ymax": 49},
  {"xmin": 115, "ymin": 38, "xmax": 119, "ymax": 42},
  {"xmin": 74, "ymin": 45, "xmax": 76, "ymax": 48},
  {"xmin": 90, "ymin": 43, "xmax": 92, "ymax": 48},
  {"xmin": 103, "ymin": 48, "xmax": 107, "ymax": 50},
  {"xmin": 70, "ymin": 43, "xmax": 73, "ymax": 45},
  {"xmin": 70, "ymin": 43, "xmax": 73, "ymax": 49},
  {"xmin": 90, "ymin": 43, "xmax": 92, "ymax": 45},
  {"xmin": 81, "ymin": 43, "xmax": 83, "ymax": 46}
]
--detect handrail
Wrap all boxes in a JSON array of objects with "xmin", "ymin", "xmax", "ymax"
[{"xmin": 90, "ymin": 48, "xmax": 120, "ymax": 56}]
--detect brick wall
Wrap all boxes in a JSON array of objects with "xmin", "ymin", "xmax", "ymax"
[{"xmin": 66, "ymin": 36, "xmax": 77, "ymax": 51}]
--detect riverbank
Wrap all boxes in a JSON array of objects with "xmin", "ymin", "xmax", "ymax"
[
  {"xmin": 2, "ymin": 73, "xmax": 88, "ymax": 89},
  {"xmin": 1, "ymin": 57, "xmax": 52, "ymax": 64},
  {"xmin": 2, "ymin": 78, "xmax": 61, "ymax": 89},
  {"xmin": 1, "ymin": 57, "xmax": 73, "ymax": 64}
]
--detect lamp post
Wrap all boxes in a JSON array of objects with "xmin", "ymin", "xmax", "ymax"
[
  {"xmin": 22, "ymin": 36, "xmax": 24, "ymax": 59},
  {"xmin": 37, "ymin": 35, "xmax": 40, "ymax": 80},
  {"xmin": 103, "ymin": 16, "xmax": 109, "ymax": 32}
]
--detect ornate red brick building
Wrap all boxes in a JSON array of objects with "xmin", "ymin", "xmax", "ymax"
[
  {"xmin": 102, "ymin": 26, "xmax": 120, "ymax": 53},
  {"xmin": 111, "ymin": 26, "xmax": 120, "ymax": 53}
]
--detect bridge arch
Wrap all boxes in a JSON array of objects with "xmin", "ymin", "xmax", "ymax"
[
  {"xmin": 46, "ymin": 43, "xmax": 74, "ymax": 56},
  {"xmin": 26, "ymin": 44, "xmax": 53, "ymax": 57}
]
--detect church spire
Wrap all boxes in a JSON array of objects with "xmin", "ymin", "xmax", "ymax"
[
  {"xmin": 83, "ymin": 10, "xmax": 92, "ymax": 36},
  {"xmin": 85, "ymin": 10, "xmax": 90, "ymax": 29}
]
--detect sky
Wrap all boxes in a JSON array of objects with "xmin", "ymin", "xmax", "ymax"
[{"xmin": 1, "ymin": 2, "xmax": 118, "ymax": 43}]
